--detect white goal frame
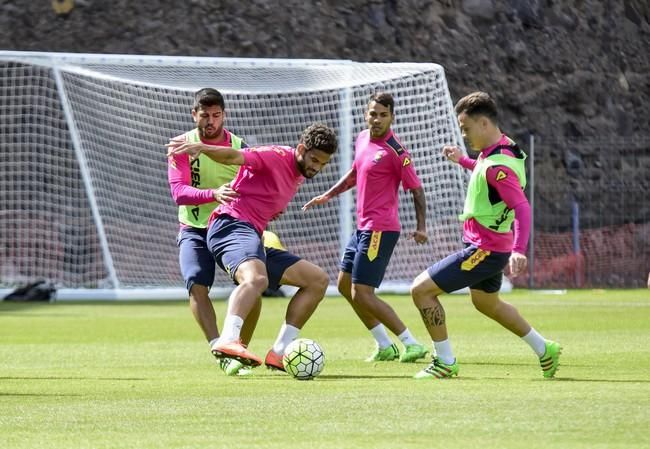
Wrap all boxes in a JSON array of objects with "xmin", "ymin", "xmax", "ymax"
[{"xmin": 0, "ymin": 51, "xmax": 472, "ymax": 300}]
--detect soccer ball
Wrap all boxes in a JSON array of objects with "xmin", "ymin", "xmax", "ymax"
[{"xmin": 282, "ymin": 338, "xmax": 325, "ymax": 380}]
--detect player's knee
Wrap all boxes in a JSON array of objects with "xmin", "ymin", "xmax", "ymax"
[
  {"xmin": 188, "ymin": 282, "xmax": 210, "ymax": 301},
  {"xmin": 410, "ymin": 281, "xmax": 428, "ymax": 305},
  {"xmin": 471, "ymin": 296, "xmax": 497, "ymax": 317},
  {"xmin": 351, "ymin": 288, "xmax": 373, "ymax": 307},
  {"xmin": 337, "ymin": 278, "xmax": 351, "ymax": 299},
  {"xmin": 309, "ymin": 269, "xmax": 329, "ymax": 297},
  {"xmin": 242, "ymin": 273, "xmax": 269, "ymax": 295}
]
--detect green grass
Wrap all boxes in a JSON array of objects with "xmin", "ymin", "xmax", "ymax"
[{"xmin": 1, "ymin": 289, "xmax": 650, "ymax": 449}]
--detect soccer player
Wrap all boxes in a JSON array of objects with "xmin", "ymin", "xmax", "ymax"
[
  {"xmin": 167, "ymin": 123, "xmax": 338, "ymax": 369},
  {"xmin": 410, "ymin": 91, "xmax": 561, "ymax": 379},
  {"xmin": 303, "ymin": 93, "xmax": 429, "ymax": 363},
  {"xmin": 167, "ymin": 88, "xmax": 261, "ymax": 375}
]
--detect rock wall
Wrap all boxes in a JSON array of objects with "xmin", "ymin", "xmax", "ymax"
[
  {"xmin": 2, "ymin": 1, "xmax": 648, "ymax": 138},
  {"xmin": 1, "ymin": 0, "xmax": 649, "ymax": 229}
]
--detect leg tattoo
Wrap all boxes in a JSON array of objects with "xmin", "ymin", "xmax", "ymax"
[{"xmin": 419, "ymin": 305, "xmax": 446, "ymax": 327}]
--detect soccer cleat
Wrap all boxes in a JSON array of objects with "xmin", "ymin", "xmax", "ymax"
[
  {"xmin": 365, "ymin": 343, "xmax": 399, "ymax": 362},
  {"xmin": 264, "ymin": 349, "xmax": 286, "ymax": 372},
  {"xmin": 219, "ymin": 357, "xmax": 253, "ymax": 376},
  {"xmin": 539, "ymin": 340, "xmax": 562, "ymax": 378},
  {"xmin": 399, "ymin": 343, "xmax": 429, "ymax": 363},
  {"xmin": 211, "ymin": 340, "xmax": 263, "ymax": 367},
  {"xmin": 414, "ymin": 357, "xmax": 459, "ymax": 379}
]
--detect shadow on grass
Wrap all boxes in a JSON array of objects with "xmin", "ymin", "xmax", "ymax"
[
  {"xmin": 0, "ymin": 392, "xmax": 82, "ymax": 397},
  {"xmin": 0, "ymin": 302, "xmax": 54, "ymax": 313},
  {"xmin": 251, "ymin": 374, "xmax": 650, "ymax": 383},
  {"xmin": 546, "ymin": 377, "xmax": 650, "ymax": 383},
  {"xmin": 242, "ymin": 374, "xmax": 410, "ymax": 380},
  {"xmin": 465, "ymin": 361, "xmax": 609, "ymax": 369},
  {"xmin": 0, "ymin": 376, "xmax": 146, "ymax": 381},
  {"xmin": 0, "ymin": 300, "xmax": 186, "ymax": 313},
  {"xmin": 318, "ymin": 374, "xmax": 410, "ymax": 380},
  {"xmin": 450, "ymin": 375, "xmax": 650, "ymax": 383},
  {"xmin": 0, "ymin": 312, "xmax": 83, "ymax": 317},
  {"xmin": 466, "ymin": 361, "xmax": 534, "ymax": 367}
]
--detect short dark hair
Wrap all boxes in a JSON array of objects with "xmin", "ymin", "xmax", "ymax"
[
  {"xmin": 369, "ymin": 92, "xmax": 394, "ymax": 114},
  {"xmin": 454, "ymin": 91, "xmax": 498, "ymax": 123},
  {"xmin": 193, "ymin": 88, "xmax": 225, "ymax": 111},
  {"xmin": 300, "ymin": 123, "xmax": 338, "ymax": 155}
]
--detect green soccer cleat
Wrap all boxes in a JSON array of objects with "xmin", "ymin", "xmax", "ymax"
[
  {"xmin": 365, "ymin": 343, "xmax": 399, "ymax": 362},
  {"xmin": 414, "ymin": 357, "xmax": 459, "ymax": 379},
  {"xmin": 539, "ymin": 340, "xmax": 562, "ymax": 378},
  {"xmin": 399, "ymin": 343, "xmax": 429, "ymax": 363},
  {"xmin": 220, "ymin": 357, "xmax": 253, "ymax": 376}
]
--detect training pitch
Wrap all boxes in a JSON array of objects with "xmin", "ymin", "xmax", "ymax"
[{"xmin": 1, "ymin": 289, "xmax": 649, "ymax": 449}]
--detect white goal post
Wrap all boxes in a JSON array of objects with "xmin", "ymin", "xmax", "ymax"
[{"xmin": 0, "ymin": 51, "xmax": 469, "ymax": 300}]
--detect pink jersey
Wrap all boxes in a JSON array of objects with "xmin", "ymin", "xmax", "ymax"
[
  {"xmin": 459, "ymin": 135, "xmax": 531, "ymax": 254},
  {"xmin": 167, "ymin": 129, "xmax": 234, "ymax": 206},
  {"xmin": 353, "ymin": 129, "xmax": 422, "ymax": 231},
  {"xmin": 209, "ymin": 146, "xmax": 304, "ymax": 234}
]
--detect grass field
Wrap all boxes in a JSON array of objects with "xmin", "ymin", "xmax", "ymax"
[{"xmin": 1, "ymin": 289, "xmax": 649, "ymax": 449}]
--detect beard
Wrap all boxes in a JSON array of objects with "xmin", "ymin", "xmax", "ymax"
[
  {"xmin": 370, "ymin": 124, "xmax": 389, "ymax": 138},
  {"xmin": 297, "ymin": 159, "xmax": 318, "ymax": 178},
  {"xmin": 199, "ymin": 124, "xmax": 222, "ymax": 140}
]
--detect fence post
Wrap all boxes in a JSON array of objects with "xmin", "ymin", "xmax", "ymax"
[
  {"xmin": 528, "ymin": 134, "xmax": 535, "ymax": 289},
  {"xmin": 571, "ymin": 196, "xmax": 583, "ymax": 287}
]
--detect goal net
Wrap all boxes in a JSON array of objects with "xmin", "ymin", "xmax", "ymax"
[{"xmin": 0, "ymin": 51, "xmax": 468, "ymax": 300}]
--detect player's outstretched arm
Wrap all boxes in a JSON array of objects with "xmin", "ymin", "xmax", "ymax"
[
  {"xmin": 302, "ymin": 168, "xmax": 356, "ymax": 211},
  {"xmin": 166, "ymin": 138, "xmax": 245, "ymax": 165},
  {"xmin": 302, "ymin": 194, "xmax": 331, "ymax": 210}
]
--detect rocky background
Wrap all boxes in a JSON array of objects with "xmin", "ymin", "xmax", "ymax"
[
  {"xmin": 2, "ymin": 1, "xmax": 648, "ymax": 140},
  {"xmin": 1, "ymin": 0, "xmax": 649, "ymax": 286}
]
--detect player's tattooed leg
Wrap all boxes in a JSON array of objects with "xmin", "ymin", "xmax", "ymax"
[{"xmin": 419, "ymin": 304, "xmax": 446, "ymax": 327}]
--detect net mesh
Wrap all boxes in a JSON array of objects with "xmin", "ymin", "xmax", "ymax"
[{"xmin": 0, "ymin": 53, "xmax": 467, "ymax": 294}]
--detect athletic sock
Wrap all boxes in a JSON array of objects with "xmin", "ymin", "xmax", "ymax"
[
  {"xmin": 272, "ymin": 322, "xmax": 300, "ymax": 355},
  {"xmin": 217, "ymin": 315, "xmax": 244, "ymax": 345},
  {"xmin": 522, "ymin": 328, "xmax": 546, "ymax": 357},
  {"xmin": 397, "ymin": 328, "xmax": 418, "ymax": 346},
  {"xmin": 434, "ymin": 339, "xmax": 455, "ymax": 365},
  {"xmin": 370, "ymin": 324, "xmax": 393, "ymax": 349}
]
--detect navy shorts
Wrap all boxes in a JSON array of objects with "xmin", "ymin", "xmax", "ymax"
[
  {"xmin": 177, "ymin": 226, "xmax": 215, "ymax": 291},
  {"xmin": 340, "ymin": 230, "xmax": 400, "ymax": 288},
  {"xmin": 207, "ymin": 214, "xmax": 266, "ymax": 280},
  {"xmin": 427, "ymin": 244, "xmax": 511, "ymax": 293},
  {"xmin": 266, "ymin": 247, "xmax": 301, "ymax": 291},
  {"xmin": 207, "ymin": 214, "xmax": 301, "ymax": 290}
]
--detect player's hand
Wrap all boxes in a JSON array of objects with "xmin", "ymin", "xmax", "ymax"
[
  {"xmin": 165, "ymin": 136, "xmax": 185, "ymax": 156},
  {"xmin": 166, "ymin": 139, "xmax": 203, "ymax": 159},
  {"xmin": 302, "ymin": 194, "xmax": 331, "ymax": 211},
  {"xmin": 442, "ymin": 145, "xmax": 462, "ymax": 163},
  {"xmin": 508, "ymin": 252, "xmax": 528, "ymax": 277},
  {"xmin": 409, "ymin": 229, "xmax": 428, "ymax": 245},
  {"xmin": 212, "ymin": 185, "xmax": 239, "ymax": 205}
]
